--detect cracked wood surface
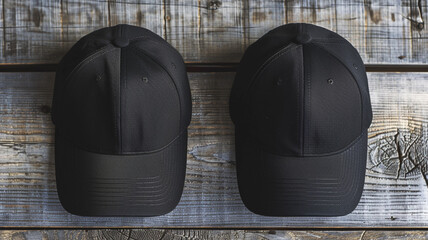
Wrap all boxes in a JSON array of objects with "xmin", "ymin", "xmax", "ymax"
[
  {"xmin": 0, "ymin": 0, "xmax": 427, "ymax": 64},
  {"xmin": 0, "ymin": 72, "xmax": 427, "ymax": 227},
  {"xmin": 1, "ymin": 229, "xmax": 428, "ymax": 240}
]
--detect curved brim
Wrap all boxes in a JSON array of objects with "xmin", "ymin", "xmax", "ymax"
[
  {"xmin": 235, "ymin": 129, "xmax": 367, "ymax": 216},
  {"xmin": 55, "ymin": 130, "xmax": 187, "ymax": 217}
]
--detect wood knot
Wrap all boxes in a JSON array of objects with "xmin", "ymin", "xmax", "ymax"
[
  {"xmin": 368, "ymin": 127, "xmax": 427, "ymax": 180},
  {"xmin": 40, "ymin": 105, "xmax": 51, "ymax": 114},
  {"xmin": 417, "ymin": 22, "xmax": 424, "ymax": 30},
  {"xmin": 207, "ymin": 0, "xmax": 222, "ymax": 10}
]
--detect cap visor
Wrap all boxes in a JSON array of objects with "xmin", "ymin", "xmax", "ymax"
[
  {"xmin": 55, "ymin": 130, "xmax": 187, "ymax": 217},
  {"xmin": 235, "ymin": 129, "xmax": 367, "ymax": 216}
]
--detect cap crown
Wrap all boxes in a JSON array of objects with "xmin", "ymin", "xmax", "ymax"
[
  {"xmin": 52, "ymin": 25, "xmax": 191, "ymax": 154},
  {"xmin": 230, "ymin": 23, "xmax": 372, "ymax": 156}
]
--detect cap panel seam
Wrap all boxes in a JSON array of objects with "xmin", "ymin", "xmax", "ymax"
[
  {"xmin": 299, "ymin": 24, "xmax": 305, "ymax": 156},
  {"xmin": 302, "ymin": 43, "xmax": 310, "ymax": 156},
  {"xmin": 118, "ymin": 46, "xmax": 123, "ymax": 153},
  {"xmin": 119, "ymin": 25, "xmax": 123, "ymax": 153},
  {"xmin": 298, "ymin": 45, "xmax": 303, "ymax": 156}
]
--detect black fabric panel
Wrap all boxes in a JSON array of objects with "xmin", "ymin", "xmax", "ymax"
[
  {"xmin": 230, "ymin": 24, "xmax": 300, "ymax": 124},
  {"xmin": 58, "ymin": 48, "xmax": 121, "ymax": 154},
  {"xmin": 313, "ymin": 40, "xmax": 372, "ymax": 130},
  {"xmin": 120, "ymin": 45, "xmax": 180, "ymax": 153},
  {"xmin": 301, "ymin": 24, "xmax": 372, "ymax": 130},
  {"xmin": 303, "ymin": 43, "xmax": 362, "ymax": 154},
  {"xmin": 132, "ymin": 38, "xmax": 191, "ymax": 129},
  {"xmin": 248, "ymin": 45, "xmax": 303, "ymax": 156}
]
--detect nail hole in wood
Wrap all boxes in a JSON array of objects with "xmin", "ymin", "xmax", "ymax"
[{"xmin": 208, "ymin": 0, "xmax": 222, "ymax": 10}]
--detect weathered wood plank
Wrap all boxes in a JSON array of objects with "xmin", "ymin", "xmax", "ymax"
[
  {"xmin": 2, "ymin": 0, "xmax": 108, "ymax": 63},
  {"xmin": 0, "ymin": 0, "xmax": 3, "ymax": 60},
  {"xmin": 2, "ymin": 229, "xmax": 428, "ymax": 240},
  {"xmin": 1, "ymin": 0, "xmax": 427, "ymax": 64},
  {"xmin": 108, "ymin": 0, "xmax": 165, "ymax": 37},
  {"xmin": 0, "ymin": 72, "xmax": 427, "ymax": 227},
  {"xmin": 171, "ymin": 0, "xmax": 428, "ymax": 63}
]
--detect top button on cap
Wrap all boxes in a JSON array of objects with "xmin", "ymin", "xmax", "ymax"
[
  {"xmin": 293, "ymin": 33, "xmax": 312, "ymax": 44},
  {"xmin": 113, "ymin": 37, "xmax": 129, "ymax": 48}
]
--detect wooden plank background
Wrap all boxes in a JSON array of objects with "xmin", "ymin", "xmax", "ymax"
[
  {"xmin": 0, "ymin": 0, "xmax": 426, "ymax": 64},
  {"xmin": 2, "ymin": 229, "xmax": 428, "ymax": 240},
  {"xmin": 0, "ymin": 0, "xmax": 427, "ymax": 230},
  {"xmin": 0, "ymin": 72, "xmax": 427, "ymax": 227}
]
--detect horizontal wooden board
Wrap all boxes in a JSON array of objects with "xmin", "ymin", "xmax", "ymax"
[
  {"xmin": 2, "ymin": 229, "xmax": 428, "ymax": 240},
  {"xmin": 1, "ymin": 0, "xmax": 427, "ymax": 64},
  {"xmin": 0, "ymin": 72, "xmax": 427, "ymax": 227}
]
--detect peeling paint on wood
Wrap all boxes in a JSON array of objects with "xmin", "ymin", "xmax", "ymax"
[
  {"xmin": 0, "ymin": 72, "xmax": 426, "ymax": 227},
  {"xmin": 0, "ymin": 0, "xmax": 427, "ymax": 64}
]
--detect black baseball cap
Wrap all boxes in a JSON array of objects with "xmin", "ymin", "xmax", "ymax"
[
  {"xmin": 52, "ymin": 24, "xmax": 191, "ymax": 216},
  {"xmin": 230, "ymin": 23, "xmax": 372, "ymax": 216}
]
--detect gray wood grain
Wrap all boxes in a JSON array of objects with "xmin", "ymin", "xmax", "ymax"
[
  {"xmin": 2, "ymin": 229, "xmax": 428, "ymax": 240},
  {"xmin": 0, "ymin": 0, "xmax": 3, "ymax": 60},
  {"xmin": 166, "ymin": 0, "xmax": 428, "ymax": 63},
  {"xmin": 1, "ymin": 0, "xmax": 427, "ymax": 64},
  {"xmin": 0, "ymin": 72, "xmax": 427, "ymax": 227}
]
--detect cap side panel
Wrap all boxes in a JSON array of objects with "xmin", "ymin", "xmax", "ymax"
[
  {"xmin": 52, "ymin": 45, "xmax": 115, "ymax": 125},
  {"xmin": 119, "ymin": 45, "xmax": 181, "ymax": 153},
  {"xmin": 230, "ymin": 24, "xmax": 300, "ymax": 124},
  {"xmin": 131, "ymin": 39, "xmax": 192, "ymax": 129},
  {"xmin": 56, "ymin": 49, "xmax": 122, "ymax": 154},
  {"xmin": 248, "ymin": 45, "xmax": 304, "ymax": 156},
  {"xmin": 312, "ymin": 40, "xmax": 372, "ymax": 130},
  {"xmin": 303, "ymin": 43, "xmax": 362, "ymax": 154}
]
